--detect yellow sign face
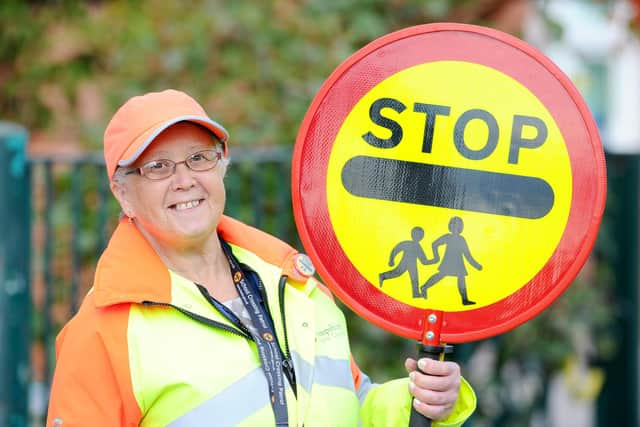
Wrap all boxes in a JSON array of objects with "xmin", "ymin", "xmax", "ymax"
[{"xmin": 326, "ymin": 61, "xmax": 572, "ymax": 311}]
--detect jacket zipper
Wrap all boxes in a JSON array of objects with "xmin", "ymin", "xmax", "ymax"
[
  {"xmin": 277, "ymin": 276, "xmax": 297, "ymax": 396},
  {"xmin": 144, "ymin": 273, "xmax": 301, "ymax": 423},
  {"xmin": 142, "ymin": 301, "xmax": 252, "ymax": 340},
  {"xmin": 245, "ymin": 265, "xmax": 297, "ymax": 397},
  {"xmin": 145, "ymin": 270, "xmax": 298, "ymax": 396}
]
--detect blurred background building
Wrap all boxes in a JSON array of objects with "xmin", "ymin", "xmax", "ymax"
[{"xmin": 2, "ymin": 1, "xmax": 640, "ymax": 426}]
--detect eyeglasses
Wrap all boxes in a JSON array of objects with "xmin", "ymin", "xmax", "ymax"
[{"xmin": 124, "ymin": 149, "xmax": 224, "ymax": 180}]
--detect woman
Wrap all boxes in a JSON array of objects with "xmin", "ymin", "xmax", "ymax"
[{"xmin": 46, "ymin": 90, "xmax": 475, "ymax": 426}]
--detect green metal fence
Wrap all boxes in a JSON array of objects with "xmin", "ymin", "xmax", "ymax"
[{"xmin": 0, "ymin": 122, "xmax": 31, "ymax": 427}]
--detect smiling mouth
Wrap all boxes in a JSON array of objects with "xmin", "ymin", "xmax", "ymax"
[{"xmin": 170, "ymin": 199, "xmax": 203, "ymax": 211}]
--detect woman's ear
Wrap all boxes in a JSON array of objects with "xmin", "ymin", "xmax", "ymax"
[{"xmin": 110, "ymin": 179, "xmax": 135, "ymax": 218}]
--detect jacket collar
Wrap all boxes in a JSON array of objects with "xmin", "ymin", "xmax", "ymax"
[{"xmin": 93, "ymin": 215, "xmax": 301, "ymax": 308}]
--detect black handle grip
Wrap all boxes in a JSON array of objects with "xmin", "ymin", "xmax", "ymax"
[{"xmin": 408, "ymin": 344, "xmax": 454, "ymax": 427}]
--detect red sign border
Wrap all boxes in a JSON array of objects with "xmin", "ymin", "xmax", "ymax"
[{"xmin": 291, "ymin": 23, "xmax": 606, "ymax": 343}]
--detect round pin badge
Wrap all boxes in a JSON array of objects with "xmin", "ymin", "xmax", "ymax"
[{"xmin": 293, "ymin": 254, "xmax": 316, "ymax": 278}]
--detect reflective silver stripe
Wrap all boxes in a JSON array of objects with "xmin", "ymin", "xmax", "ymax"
[
  {"xmin": 292, "ymin": 351, "xmax": 313, "ymax": 392},
  {"xmin": 291, "ymin": 351, "xmax": 355, "ymax": 393},
  {"xmin": 167, "ymin": 368, "xmax": 269, "ymax": 427},
  {"xmin": 315, "ymin": 355, "xmax": 355, "ymax": 390},
  {"xmin": 356, "ymin": 372, "xmax": 376, "ymax": 405}
]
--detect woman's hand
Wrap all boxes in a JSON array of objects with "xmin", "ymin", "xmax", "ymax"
[{"xmin": 405, "ymin": 357, "xmax": 461, "ymax": 421}]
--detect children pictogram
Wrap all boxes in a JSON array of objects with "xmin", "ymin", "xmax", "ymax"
[
  {"xmin": 378, "ymin": 227, "xmax": 429, "ymax": 298},
  {"xmin": 421, "ymin": 217, "xmax": 482, "ymax": 305}
]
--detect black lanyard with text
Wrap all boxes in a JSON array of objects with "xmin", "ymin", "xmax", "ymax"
[{"xmin": 221, "ymin": 242, "xmax": 289, "ymax": 427}]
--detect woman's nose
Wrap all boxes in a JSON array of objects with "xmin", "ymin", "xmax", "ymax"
[{"xmin": 170, "ymin": 162, "xmax": 196, "ymax": 190}]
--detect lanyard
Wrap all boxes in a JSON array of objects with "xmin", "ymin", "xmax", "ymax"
[{"xmin": 220, "ymin": 241, "xmax": 289, "ymax": 427}]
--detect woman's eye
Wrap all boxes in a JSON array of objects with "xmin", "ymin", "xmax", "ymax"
[
  {"xmin": 147, "ymin": 161, "xmax": 169, "ymax": 170},
  {"xmin": 191, "ymin": 154, "xmax": 205, "ymax": 162}
]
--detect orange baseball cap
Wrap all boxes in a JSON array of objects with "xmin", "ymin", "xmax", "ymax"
[{"xmin": 103, "ymin": 89, "xmax": 229, "ymax": 179}]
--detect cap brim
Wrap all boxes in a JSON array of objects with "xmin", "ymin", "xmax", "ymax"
[{"xmin": 117, "ymin": 115, "xmax": 229, "ymax": 168}]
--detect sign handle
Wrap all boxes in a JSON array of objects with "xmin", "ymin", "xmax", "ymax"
[
  {"xmin": 408, "ymin": 343, "xmax": 455, "ymax": 427},
  {"xmin": 409, "ymin": 309, "xmax": 452, "ymax": 427}
]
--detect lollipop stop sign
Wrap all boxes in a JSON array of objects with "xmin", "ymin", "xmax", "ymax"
[{"xmin": 291, "ymin": 22, "xmax": 606, "ymax": 426}]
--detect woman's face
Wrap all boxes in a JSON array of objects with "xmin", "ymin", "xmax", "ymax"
[{"xmin": 112, "ymin": 122, "xmax": 226, "ymax": 249}]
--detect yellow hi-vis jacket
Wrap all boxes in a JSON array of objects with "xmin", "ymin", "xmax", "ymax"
[{"xmin": 47, "ymin": 215, "xmax": 476, "ymax": 426}]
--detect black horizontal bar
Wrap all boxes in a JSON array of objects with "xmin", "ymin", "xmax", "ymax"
[{"xmin": 341, "ymin": 156, "xmax": 554, "ymax": 219}]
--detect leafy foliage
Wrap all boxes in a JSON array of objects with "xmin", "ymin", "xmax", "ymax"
[{"xmin": 2, "ymin": 0, "xmax": 518, "ymax": 149}]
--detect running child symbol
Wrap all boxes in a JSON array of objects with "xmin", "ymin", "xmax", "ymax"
[
  {"xmin": 420, "ymin": 217, "xmax": 482, "ymax": 306},
  {"xmin": 378, "ymin": 227, "xmax": 429, "ymax": 298}
]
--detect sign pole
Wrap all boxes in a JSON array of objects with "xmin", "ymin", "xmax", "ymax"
[{"xmin": 409, "ymin": 310, "xmax": 453, "ymax": 427}]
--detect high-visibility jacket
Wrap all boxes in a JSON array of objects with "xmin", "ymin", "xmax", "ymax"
[{"xmin": 46, "ymin": 215, "xmax": 475, "ymax": 426}]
